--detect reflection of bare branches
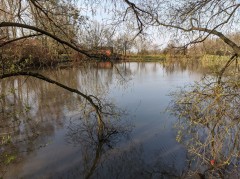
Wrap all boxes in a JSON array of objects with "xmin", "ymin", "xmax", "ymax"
[
  {"xmin": 66, "ymin": 106, "xmax": 132, "ymax": 179},
  {"xmin": 170, "ymin": 72, "xmax": 240, "ymax": 178},
  {"xmin": 0, "ymin": 71, "xmax": 106, "ymax": 126},
  {"xmin": 0, "ymin": 64, "xmax": 132, "ymax": 177}
]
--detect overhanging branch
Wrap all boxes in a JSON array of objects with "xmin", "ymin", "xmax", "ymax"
[
  {"xmin": 0, "ymin": 22, "xmax": 99, "ymax": 58},
  {"xmin": 0, "ymin": 33, "xmax": 43, "ymax": 47},
  {"xmin": 123, "ymin": 0, "xmax": 240, "ymax": 55},
  {"xmin": 0, "ymin": 71, "xmax": 104, "ymax": 125}
]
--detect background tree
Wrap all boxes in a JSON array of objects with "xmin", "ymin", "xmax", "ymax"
[{"xmin": 80, "ymin": 21, "xmax": 114, "ymax": 49}]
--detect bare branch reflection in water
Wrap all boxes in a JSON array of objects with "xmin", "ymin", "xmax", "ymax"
[
  {"xmin": 170, "ymin": 71, "xmax": 240, "ymax": 178},
  {"xmin": 0, "ymin": 63, "xmax": 132, "ymax": 178},
  {"xmin": 65, "ymin": 108, "xmax": 132, "ymax": 179},
  {"xmin": 65, "ymin": 129, "xmax": 184, "ymax": 179}
]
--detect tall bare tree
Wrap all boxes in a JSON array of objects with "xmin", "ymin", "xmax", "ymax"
[{"xmin": 117, "ymin": 0, "xmax": 240, "ymax": 55}]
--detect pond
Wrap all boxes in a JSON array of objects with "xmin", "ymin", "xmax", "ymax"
[{"xmin": 0, "ymin": 61, "xmax": 239, "ymax": 178}]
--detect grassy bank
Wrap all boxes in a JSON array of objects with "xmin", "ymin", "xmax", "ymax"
[{"xmin": 122, "ymin": 54, "xmax": 166, "ymax": 62}]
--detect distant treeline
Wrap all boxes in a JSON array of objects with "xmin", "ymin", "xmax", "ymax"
[{"xmin": 158, "ymin": 32, "xmax": 240, "ymax": 57}]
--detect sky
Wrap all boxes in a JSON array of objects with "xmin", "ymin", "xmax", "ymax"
[{"xmin": 76, "ymin": 0, "xmax": 171, "ymax": 49}]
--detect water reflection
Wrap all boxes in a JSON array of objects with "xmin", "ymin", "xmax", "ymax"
[
  {"xmin": 0, "ymin": 61, "xmax": 214, "ymax": 178},
  {"xmin": 171, "ymin": 70, "xmax": 240, "ymax": 178},
  {"xmin": 0, "ymin": 63, "xmax": 132, "ymax": 178}
]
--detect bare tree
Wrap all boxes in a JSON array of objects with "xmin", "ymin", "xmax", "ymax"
[
  {"xmin": 80, "ymin": 21, "xmax": 114, "ymax": 49},
  {"xmin": 117, "ymin": 0, "xmax": 240, "ymax": 55}
]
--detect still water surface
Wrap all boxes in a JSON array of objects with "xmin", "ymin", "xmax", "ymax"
[{"xmin": 1, "ymin": 62, "xmax": 204, "ymax": 178}]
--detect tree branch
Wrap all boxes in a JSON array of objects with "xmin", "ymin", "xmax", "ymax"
[
  {"xmin": 122, "ymin": 0, "xmax": 240, "ymax": 55},
  {"xmin": 0, "ymin": 22, "xmax": 99, "ymax": 58},
  {"xmin": 0, "ymin": 33, "xmax": 42, "ymax": 47},
  {"xmin": 217, "ymin": 54, "xmax": 238, "ymax": 84},
  {"xmin": 0, "ymin": 71, "xmax": 104, "ymax": 126}
]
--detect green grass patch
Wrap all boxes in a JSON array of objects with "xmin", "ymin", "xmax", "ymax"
[
  {"xmin": 124, "ymin": 54, "xmax": 166, "ymax": 61},
  {"xmin": 201, "ymin": 55, "xmax": 230, "ymax": 62}
]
